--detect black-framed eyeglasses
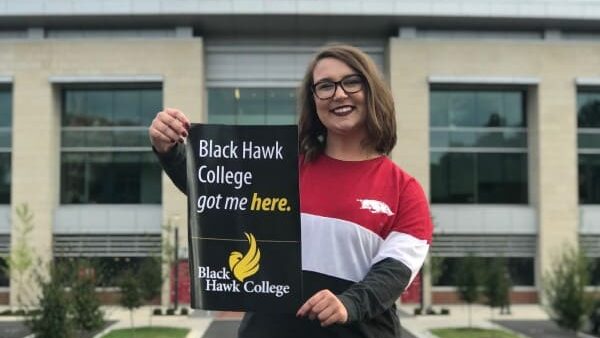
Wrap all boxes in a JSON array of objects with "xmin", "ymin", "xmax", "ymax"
[{"xmin": 311, "ymin": 74, "xmax": 365, "ymax": 100}]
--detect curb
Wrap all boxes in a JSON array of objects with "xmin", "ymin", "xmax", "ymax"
[
  {"xmin": 186, "ymin": 328, "xmax": 201, "ymax": 338},
  {"xmin": 92, "ymin": 321, "xmax": 120, "ymax": 338}
]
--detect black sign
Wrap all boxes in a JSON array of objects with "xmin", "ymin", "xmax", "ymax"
[{"xmin": 186, "ymin": 124, "xmax": 302, "ymax": 313}]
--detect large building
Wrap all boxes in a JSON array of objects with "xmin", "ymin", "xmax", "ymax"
[{"xmin": 1, "ymin": 0, "xmax": 600, "ymax": 307}]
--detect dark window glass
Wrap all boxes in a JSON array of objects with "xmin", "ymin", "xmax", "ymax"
[
  {"xmin": 62, "ymin": 88, "xmax": 161, "ymax": 127},
  {"xmin": 0, "ymin": 153, "xmax": 10, "ymax": 204},
  {"xmin": 0, "ymin": 89, "xmax": 11, "ymax": 128},
  {"xmin": 114, "ymin": 90, "xmax": 141, "ymax": 126},
  {"xmin": 61, "ymin": 152, "xmax": 161, "ymax": 204},
  {"xmin": 478, "ymin": 153, "xmax": 528, "ymax": 203},
  {"xmin": 433, "ymin": 256, "xmax": 534, "ymax": 286},
  {"xmin": 0, "ymin": 258, "xmax": 8, "ymax": 286},
  {"xmin": 430, "ymin": 89, "xmax": 528, "ymax": 204},
  {"xmin": 54, "ymin": 257, "xmax": 160, "ymax": 287},
  {"xmin": 431, "ymin": 152, "xmax": 475, "ymax": 203},
  {"xmin": 61, "ymin": 87, "xmax": 162, "ymax": 204},
  {"xmin": 431, "ymin": 90, "xmax": 526, "ymax": 128},
  {"xmin": 207, "ymin": 88, "xmax": 296, "ymax": 125},
  {"xmin": 431, "ymin": 152, "xmax": 527, "ymax": 204},
  {"xmin": 577, "ymin": 91, "xmax": 600, "ymax": 204},
  {"xmin": 578, "ymin": 92, "xmax": 600, "ymax": 128},
  {"xmin": 0, "ymin": 88, "xmax": 10, "ymax": 204},
  {"xmin": 579, "ymin": 154, "xmax": 600, "ymax": 204},
  {"xmin": 430, "ymin": 130, "xmax": 527, "ymax": 148},
  {"xmin": 590, "ymin": 257, "xmax": 600, "ymax": 285}
]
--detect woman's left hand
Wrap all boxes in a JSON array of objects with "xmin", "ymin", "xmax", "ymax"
[{"xmin": 296, "ymin": 289, "xmax": 348, "ymax": 327}]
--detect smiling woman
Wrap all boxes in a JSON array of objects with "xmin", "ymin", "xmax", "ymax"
[{"xmin": 150, "ymin": 44, "xmax": 432, "ymax": 338}]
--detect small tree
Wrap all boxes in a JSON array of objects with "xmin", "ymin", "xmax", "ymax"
[
  {"xmin": 455, "ymin": 255, "xmax": 482, "ymax": 327},
  {"xmin": 139, "ymin": 257, "xmax": 162, "ymax": 303},
  {"xmin": 71, "ymin": 261, "xmax": 104, "ymax": 331},
  {"xmin": 7, "ymin": 204, "xmax": 37, "ymax": 310},
  {"xmin": 483, "ymin": 258, "xmax": 511, "ymax": 317},
  {"xmin": 430, "ymin": 256, "xmax": 445, "ymax": 286},
  {"xmin": 161, "ymin": 218, "xmax": 177, "ymax": 308},
  {"xmin": 138, "ymin": 257, "xmax": 163, "ymax": 325},
  {"xmin": 26, "ymin": 264, "xmax": 73, "ymax": 338},
  {"xmin": 120, "ymin": 270, "xmax": 142, "ymax": 337},
  {"xmin": 544, "ymin": 246, "xmax": 592, "ymax": 332}
]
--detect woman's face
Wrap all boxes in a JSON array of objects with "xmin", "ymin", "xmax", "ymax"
[{"xmin": 312, "ymin": 57, "xmax": 367, "ymax": 138}]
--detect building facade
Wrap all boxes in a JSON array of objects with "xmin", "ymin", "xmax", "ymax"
[{"xmin": 0, "ymin": 0, "xmax": 599, "ymax": 306}]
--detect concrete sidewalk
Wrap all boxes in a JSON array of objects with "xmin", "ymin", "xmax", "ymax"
[
  {"xmin": 100, "ymin": 304, "xmax": 551, "ymax": 338},
  {"xmin": 98, "ymin": 306, "xmax": 213, "ymax": 338},
  {"xmin": 0, "ymin": 303, "xmax": 561, "ymax": 338},
  {"xmin": 398, "ymin": 304, "xmax": 550, "ymax": 338}
]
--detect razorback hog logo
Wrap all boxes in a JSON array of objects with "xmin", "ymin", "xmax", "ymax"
[{"xmin": 356, "ymin": 199, "xmax": 394, "ymax": 216}]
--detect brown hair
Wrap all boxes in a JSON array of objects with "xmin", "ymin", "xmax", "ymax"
[{"xmin": 298, "ymin": 44, "xmax": 397, "ymax": 162}]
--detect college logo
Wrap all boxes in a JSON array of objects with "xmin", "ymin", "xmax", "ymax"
[
  {"xmin": 229, "ymin": 232, "xmax": 261, "ymax": 282},
  {"xmin": 197, "ymin": 232, "xmax": 291, "ymax": 298},
  {"xmin": 357, "ymin": 198, "xmax": 394, "ymax": 216}
]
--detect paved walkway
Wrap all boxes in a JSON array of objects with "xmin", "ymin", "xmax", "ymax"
[
  {"xmin": 495, "ymin": 320, "xmax": 577, "ymax": 338},
  {"xmin": 397, "ymin": 304, "xmax": 551, "ymax": 338},
  {"xmin": 1, "ymin": 303, "xmax": 591, "ymax": 338}
]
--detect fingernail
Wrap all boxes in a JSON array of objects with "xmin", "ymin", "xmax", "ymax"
[
  {"xmin": 178, "ymin": 137, "xmax": 184, "ymax": 143},
  {"xmin": 183, "ymin": 131, "xmax": 188, "ymax": 137}
]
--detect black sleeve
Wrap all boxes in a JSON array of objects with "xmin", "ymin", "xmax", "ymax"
[
  {"xmin": 153, "ymin": 143, "xmax": 188, "ymax": 195},
  {"xmin": 337, "ymin": 258, "xmax": 412, "ymax": 322}
]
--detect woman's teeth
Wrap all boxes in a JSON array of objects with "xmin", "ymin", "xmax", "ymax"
[{"xmin": 332, "ymin": 106, "xmax": 352, "ymax": 113}]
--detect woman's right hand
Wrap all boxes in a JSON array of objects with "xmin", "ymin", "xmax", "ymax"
[{"xmin": 149, "ymin": 108, "xmax": 191, "ymax": 154}]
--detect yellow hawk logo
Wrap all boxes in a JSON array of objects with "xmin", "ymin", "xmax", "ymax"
[{"xmin": 228, "ymin": 232, "xmax": 261, "ymax": 282}]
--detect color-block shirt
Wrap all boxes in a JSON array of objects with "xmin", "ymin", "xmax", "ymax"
[{"xmin": 156, "ymin": 145, "xmax": 432, "ymax": 338}]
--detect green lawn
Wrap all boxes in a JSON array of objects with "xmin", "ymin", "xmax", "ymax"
[
  {"xmin": 431, "ymin": 327, "xmax": 522, "ymax": 338},
  {"xmin": 100, "ymin": 326, "xmax": 189, "ymax": 338}
]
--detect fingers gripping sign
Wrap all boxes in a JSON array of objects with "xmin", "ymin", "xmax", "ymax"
[
  {"xmin": 296, "ymin": 289, "xmax": 348, "ymax": 327},
  {"xmin": 149, "ymin": 108, "xmax": 191, "ymax": 154}
]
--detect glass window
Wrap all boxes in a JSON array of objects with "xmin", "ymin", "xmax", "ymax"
[
  {"xmin": 0, "ymin": 87, "xmax": 11, "ymax": 204},
  {"xmin": 579, "ymin": 155, "xmax": 600, "ymax": 204},
  {"xmin": 61, "ymin": 152, "xmax": 161, "ymax": 204},
  {"xmin": 0, "ymin": 258, "xmax": 8, "ymax": 287},
  {"xmin": 430, "ymin": 89, "xmax": 528, "ymax": 204},
  {"xmin": 578, "ymin": 90, "xmax": 600, "ymax": 204},
  {"xmin": 578, "ymin": 92, "xmax": 600, "ymax": 128},
  {"xmin": 0, "ymin": 153, "xmax": 11, "ymax": 204},
  {"xmin": 432, "ymin": 256, "xmax": 534, "ymax": 287},
  {"xmin": 60, "ymin": 86, "xmax": 162, "ymax": 204},
  {"xmin": 478, "ymin": 153, "xmax": 528, "ymax": 204},
  {"xmin": 431, "ymin": 152, "xmax": 475, "ymax": 203},
  {"xmin": 207, "ymin": 88, "xmax": 296, "ymax": 125},
  {"xmin": 590, "ymin": 257, "xmax": 600, "ymax": 286},
  {"xmin": 0, "ymin": 89, "xmax": 11, "ymax": 128}
]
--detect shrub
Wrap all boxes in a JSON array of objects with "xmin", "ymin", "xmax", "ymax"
[
  {"xmin": 440, "ymin": 308, "xmax": 450, "ymax": 315},
  {"xmin": 152, "ymin": 308, "xmax": 162, "ymax": 316},
  {"xmin": 119, "ymin": 270, "xmax": 142, "ymax": 330},
  {"xmin": 180, "ymin": 308, "xmax": 189, "ymax": 316},
  {"xmin": 166, "ymin": 308, "xmax": 176, "ymax": 315},
  {"xmin": 590, "ymin": 300, "xmax": 600, "ymax": 335},
  {"xmin": 455, "ymin": 255, "xmax": 482, "ymax": 327},
  {"xmin": 71, "ymin": 271, "xmax": 104, "ymax": 331},
  {"xmin": 26, "ymin": 266, "xmax": 73, "ymax": 338},
  {"xmin": 413, "ymin": 308, "xmax": 422, "ymax": 315},
  {"xmin": 484, "ymin": 257, "xmax": 512, "ymax": 315},
  {"xmin": 138, "ymin": 257, "xmax": 162, "ymax": 303},
  {"xmin": 544, "ymin": 246, "xmax": 592, "ymax": 332}
]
